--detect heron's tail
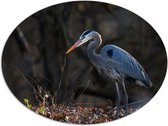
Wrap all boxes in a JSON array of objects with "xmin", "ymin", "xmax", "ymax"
[
  {"xmin": 143, "ymin": 73, "xmax": 153, "ymax": 88},
  {"xmin": 136, "ymin": 72, "xmax": 153, "ymax": 88}
]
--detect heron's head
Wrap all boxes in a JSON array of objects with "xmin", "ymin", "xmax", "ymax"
[{"xmin": 66, "ymin": 30, "xmax": 100, "ymax": 54}]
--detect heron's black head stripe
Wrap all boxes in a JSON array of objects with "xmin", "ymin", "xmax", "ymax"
[
  {"xmin": 82, "ymin": 30, "xmax": 92, "ymax": 37},
  {"xmin": 106, "ymin": 49, "xmax": 113, "ymax": 57}
]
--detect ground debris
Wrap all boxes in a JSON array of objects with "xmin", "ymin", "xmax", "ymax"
[{"xmin": 29, "ymin": 103, "xmax": 141, "ymax": 124}]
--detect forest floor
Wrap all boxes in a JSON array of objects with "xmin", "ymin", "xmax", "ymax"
[{"xmin": 27, "ymin": 103, "xmax": 141, "ymax": 124}]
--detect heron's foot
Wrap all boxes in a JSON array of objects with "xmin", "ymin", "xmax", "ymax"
[
  {"xmin": 113, "ymin": 107, "xmax": 119, "ymax": 119},
  {"xmin": 125, "ymin": 109, "xmax": 128, "ymax": 116},
  {"xmin": 113, "ymin": 106, "xmax": 129, "ymax": 119},
  {"xmin": 115, "ymin": 112, "xmax": 119, "ymax": 119}
]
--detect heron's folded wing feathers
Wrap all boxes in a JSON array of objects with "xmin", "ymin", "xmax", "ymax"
[{"xmin": 101, "ymin": 45, "xmax": 146, "ymax": 81}]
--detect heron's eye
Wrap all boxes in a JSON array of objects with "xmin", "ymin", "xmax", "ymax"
[{"xmin": 79, "ymin": 35, "xmax": 85, "ymax": 39}]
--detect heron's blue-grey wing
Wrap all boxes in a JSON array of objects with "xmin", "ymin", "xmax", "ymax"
[{"xmin": 100, "ymin": 45, "xmax": 152, "ymax": 87}]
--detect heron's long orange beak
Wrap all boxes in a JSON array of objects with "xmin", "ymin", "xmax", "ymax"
[{"xmin": 66, "ymin": 40, "xmax": 82, "ymax": 54}]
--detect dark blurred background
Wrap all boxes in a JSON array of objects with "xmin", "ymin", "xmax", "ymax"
[{"xmin": 2, "ymin": 1, "xmax": 167, "ymax": 107}]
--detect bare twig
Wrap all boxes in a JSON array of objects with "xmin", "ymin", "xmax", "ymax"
[
  {"xmin": 118, "ymin": 98, "xmax": 151, "ymax": 110},
  {"xmin": 56, "ymin": 57, "xmax": 67, "ymax": 94},
  {"xmin": 70, "ymin": 80, "xmax": 92, "ymax": 105},
  {"xmin": 107, "ymin": 99, "xmax": 113, "ymax": 106},
  {"xmin": 38, "ymin": 72, "xmax": 53, "ymax": 84},
  {"xmin": 50, "ymin": 57, "xmax": 67, "ymax": 106},
  {"xmin": 3, "ymin": 64, "xmax": 42, "ymax": 103}
]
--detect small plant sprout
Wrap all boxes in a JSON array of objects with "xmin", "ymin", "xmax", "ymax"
[{"xmin": 24, "ymin": 99, "xmax": 32, "ymax": 109}]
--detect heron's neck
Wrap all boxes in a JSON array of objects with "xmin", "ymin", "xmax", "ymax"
[{"xmin": 87, "ymin": 34, "xmax": 102, "ymax": 66}]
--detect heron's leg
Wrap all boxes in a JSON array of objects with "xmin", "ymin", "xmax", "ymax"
[
  {"xmin": 121, "ymin": 78, "xmax": 128, "ymax": 115},
  {"xmin": 115, "ymin": 82, "xmax": 121, "ymax": 118}
]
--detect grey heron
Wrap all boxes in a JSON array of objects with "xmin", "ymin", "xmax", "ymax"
[{"xmin": 66, "ymin": 30, "xmax": 152, "ymax": 117}]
